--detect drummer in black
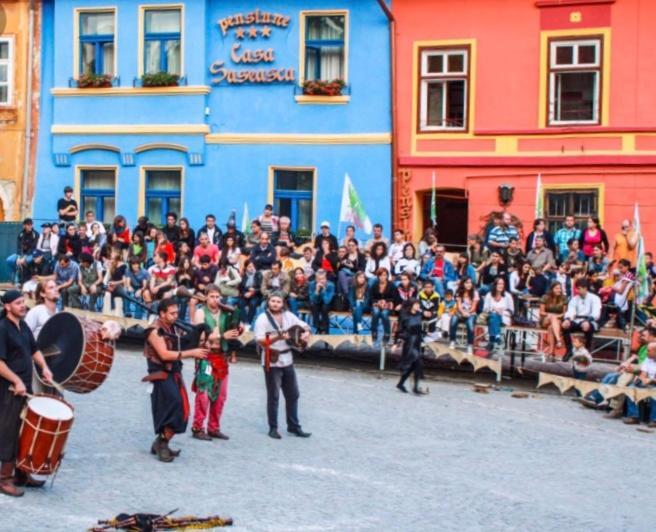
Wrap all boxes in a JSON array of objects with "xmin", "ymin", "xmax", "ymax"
[
  {"xmin": 0, "ymin": 290, "xmax": 53, "ymax": 497},
  {"xmin": 143, "ymin": 298, "xmax": 208, "ymax": 462}
]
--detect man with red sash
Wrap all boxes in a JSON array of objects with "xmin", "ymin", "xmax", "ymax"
[
  {"xmin": 191, "ymin": 284, "xmax": 241, "ymax": 441},
  {"xmin": 143, "ymin": 298, "xmax": 207, "ymax": 462}
]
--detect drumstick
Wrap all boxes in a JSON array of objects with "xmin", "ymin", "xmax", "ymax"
[
  {"xmin": 8, "ymin": 386, "xmax": 35, "ymax": 399},
  {"xmin": 41, "ymin": 345, "xmax": 62, "ymax": 358}
]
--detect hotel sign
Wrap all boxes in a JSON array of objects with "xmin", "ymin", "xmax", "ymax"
[{"xmin": 210, "ymin": 9, "xmax": 296, "ymax": 85}]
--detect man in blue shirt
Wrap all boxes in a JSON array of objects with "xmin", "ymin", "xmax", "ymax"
[
  {"xmin": 52, "ymin": 255, "xmax": 80, "ymax": 308},
  {"xmin": 487, "ymin": 212, "xmax": 519, "ymax": 255},
  {"xmin": 554, "ymin": 215, "xmax": 581, "ymax": 263}
]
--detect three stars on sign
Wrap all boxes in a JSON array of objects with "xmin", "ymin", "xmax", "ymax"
[{"xmin": 235, "ymin": 25, "xmax": 272, "ymax": 40}]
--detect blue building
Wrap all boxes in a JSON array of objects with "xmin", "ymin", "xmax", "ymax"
[{"xmin": 34, "ymin": 0, "xmax": 392, "ymax": 240}]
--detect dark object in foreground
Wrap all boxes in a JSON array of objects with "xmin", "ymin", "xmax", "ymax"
[{"xmin": 90, "ymin": 511, "xmax": 233, "ymax": 531}]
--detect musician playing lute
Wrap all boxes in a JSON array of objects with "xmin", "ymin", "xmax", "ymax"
[{"xmin": 254, "ymin": 292, "xmax": 312, "ymax": 440}]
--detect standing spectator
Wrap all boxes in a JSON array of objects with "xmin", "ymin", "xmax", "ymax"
[
  {"xmin": 178, "ymin": 218, "xmax": 196, "ymax": 252},
  {"xmin": 562, "ymin": 278, "xmax": 601, "ymax": 358},
  {"xmin": 420, "ymin": 244, "xmax": 455, "ymax": 297},
  {"xmin": 258, "ymin": 203, "xmax": 279, "ymax": 234},
  {"xmin": 84, "ymin": 210, "xmax": 106, "ymax": 236},
  {"xmin": 483, "ymin": 277, "xmax": 514, "ymax": 354},
  {"xmin": 554, "ymin": 215, "xmax": 581, "ymax": 263},
  {"xmin": 525, "ymin": 218, "xmax": 556, "ymax": 255},
  {"xmin": 309, "ymin": 269, "xmax": 335, "ymax": 334},
  {"xmin": 261, "ymin": 260, "xmax": 290, "ymax": 299},
  {"xmin": 487, "ymin": 212, "xmax": 519, "ymax": 255},
  {"xmin": 388, "ymin": 229, "xmax": 407, "ymax": 266},
  {"xmin": 52, "ymin": 255, "xmax": 80, "ymax": 307},
  {"xmin": 526, "ymin": 235, "xmax": 556, "ymax": 273},
  {"xmin": 162, "ymin": 212, "xmax": 180, "ymax": 245},
  {"xmin": 313, "ymin": 221, "xmax": 338, "ymax": 251},
  {"xmin": 6, "ymin": 218, "xmax": 38, "ymax": 284},
  {"xmin": 612, "ymin": 219, "xmax": 638, "ymax": 266},
  {"xmin": 449, "ymin": 277, "xmax": 479, "ymax": 355},
  {"xmin": 249, "ymin": 232, "xmax": 276, "ymax": 271},
  {"xmin": 193, "ymin": 233, "xmax": 220, "ymax": 266},
  {"xmin": 110, "ymin": 215, "xmax": 131, "ymax": 251},
  {"xmin": 370, "ymin": 268, "xmax": 397, "ymax": 345},
  {"xmin": 57, "ymin": 223, "xmax": 83, "ymax": 261},
  {"xmin": 365, "ymin": 223, "xmax": 390, "ymax": 254},
  {"xmin": 579, "ymin": 216, "xmax": 609, "ymax": 259},
  {"xmin": 312, "ymin": 239, "xmax": 338, "ymax": 282},
  {"xmin": 539, "ymin": 281, "xmax": 567, "ymax": 359},
  {"xmin": 394, "ymin": 243, "xmax": 420, "ymax": 279},
  {"xmin": 197, "ymin": 214, "xmax": 222, "ymax": 247},
  {"xmin": 238, "ymin": 260, "xmax": 262, "ymax": 326},
  {"xmin": 365, "ymin": 242, "xmax": 392, "ymax": 287},
  {"xmin": 288, "ymin": 267, "xmax": 310, "ymax": 316},
  {"xmin": 57, "ymin": 186, "xmax": 79, "ymax": 223},
  {"xmin": 348, "ymin": 271, "xmax": 370, "ymax": 334}
]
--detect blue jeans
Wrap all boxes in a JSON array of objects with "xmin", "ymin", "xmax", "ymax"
[
  {"xmin": 239, "ymin": 295, "xmax": 261, "ymax": 325},
  {"xmin": 487, "ymin": 313, "xmax": 503, "ymax": 349},
  {"xmin": 351, "ymin": 301, "xmax": 367, "ymax": 333},
  {"xmin": 371, "ymin": 307, "xmax": 391, "ymax": 337},
  {"xmin": 337, "ymin": 270, "xmax": 353, "ymax": 296},
  {"xmin": 6, "ymin": 254, "xmax": 33, "ymax": 283},
  {"xmin": 586, "ymin": 372, "xmax": 620, "ymax": 404},
  {"xmin": 450, "ymin": 314, "xmax": 476, "ymax": 345},
  {"xmin": 429, "ymin": 277, "xmax": 445, "ymax": 298},
  {"xmin": 288, "ymin": 297, "xmax": 307, "ymax": 317},
  {"xmin": 626, "ymin": 381, "xmax": 656, "ymax": 421}
]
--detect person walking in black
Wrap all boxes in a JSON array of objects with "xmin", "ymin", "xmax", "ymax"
[{"xmin": 395, "ymin": 299, "xmax": 428, "ymax": 395}]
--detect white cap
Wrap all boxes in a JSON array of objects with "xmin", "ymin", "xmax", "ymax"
[{"xmin": 320, "ymin": 221, "xmax": 330, "ymax": 229}]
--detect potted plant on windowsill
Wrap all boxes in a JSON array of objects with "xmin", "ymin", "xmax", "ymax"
[
  {"xmin": 302, "ymin": 79, "xmax": 345, "ymax": 97},
  {"xmin": 141, "ymin": 72, "xmax": 181, "ymax": 88},
  {"xmin": 77, "ymin": 73, "xmax": 113, "ymax": 89}
]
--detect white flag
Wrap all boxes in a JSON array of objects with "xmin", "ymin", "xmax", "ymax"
[{"xmin": 339, "ymin": 174, "xmax": 373, "ymax": 234}]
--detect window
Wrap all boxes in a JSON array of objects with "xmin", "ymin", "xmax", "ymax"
[
  {"xmin": 273, "ymin": 169, "xmax": 314, "ymax": 234},
  {"xmin": 548, "ymin": 38, "xmax": 601, "ymax": 125},
  {"xmin": 146, "ymin": 170, "xmax": 181, "ymax": 226},
  {"xmin": 79, "ymin": 11, "xmax": 116, "ymax": 76},
  {"xmin": 0, "ymin": 38, "xmax": 13, "ymax": 105},
  {"xmin": 81, "ymin": 169, "xmax": 116, "ymax": 224},
  {"xmin": 545, "ymin": 189, "xmax": 599, "ymax": 235},
  {"xmin": 303, "ymin": 13, "xmax": 346, "ymax": 82},
  {"xmin": 143, "ymin": 8, "xmax": 182, "ymax": 76},
  {"xmin": 419, "ymin": 48, "xmax": 468, "ymax": 131}
]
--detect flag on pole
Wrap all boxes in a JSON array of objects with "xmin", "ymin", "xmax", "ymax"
[
  {"xmin": 339, "ymin": 174, "xmax": 373, "ymax": 234},
  {"xmin": 633, "ymin": 203, "xmax": 649, "ymax": 303},
  {"xmin": 241, "ymin": 202, "xmax": 251, "ymax": 235},
  {"xmin": 430, "ymin": 171, "xmax": 437, "ymax": 226},
  {"xmin": 535, "ymin": 174, "xmax": 544, "ymax": 219}
]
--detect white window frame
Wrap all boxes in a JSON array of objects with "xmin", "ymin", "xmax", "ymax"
[
  {"xmin": 548, "ymin": 38, "xmax": 601, "ymax": 126},
  {"xmin": 419, "ymin": 49, "xmax": 468, "ymax": 132},
  {"xmin": 0, "ymin": 37, "xmax": 15, "ymax": 106}
]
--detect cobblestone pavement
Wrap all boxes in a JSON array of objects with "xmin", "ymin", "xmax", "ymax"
[{"xmin": 1, "ymin": 349, "xmax": 654, "ymax": 532}]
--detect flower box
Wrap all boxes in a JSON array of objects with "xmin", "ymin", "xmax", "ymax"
[
  {"xmin": 77, "ymin": 74, "xmax": 113, "ymax": 89},
  {"xmin": 302, "ymin": 79, "xmax": 346, "ymax": 97},
  {"xmin": 141, "ymin": 72, "xmax": 181, "ymax": 88}
]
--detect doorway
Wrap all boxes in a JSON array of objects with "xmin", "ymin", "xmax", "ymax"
[{"xmin": 422, "ymin": 188, "xmax": 468, "ymax": 251}]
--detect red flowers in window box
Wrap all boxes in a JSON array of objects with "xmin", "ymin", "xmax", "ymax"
[
  {"xmin": 77, "ymin": 73, "xmax": 113, "ymax": 88},
  {"xmin": 302, "ymin": 79, "xmax": 345, "ymax": 96},
  {"xmin": 141, "ymin": 72, "xmax": 181, "ymax": 87}
]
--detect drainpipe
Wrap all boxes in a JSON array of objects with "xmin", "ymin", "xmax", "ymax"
[
  {"xmin": 375, "ymin": 0, "xmax": 397, "ymax": 234},
  {"xmin": 21, "ymin": 0, "xmax": 36, "ymax": 218}
]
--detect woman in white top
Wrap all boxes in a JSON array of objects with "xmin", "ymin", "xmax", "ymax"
[
  {"xmin": 393, "ymin": 243, "xmax": 420, "ymax": 279},
  {"xmin": 365, "ymin": 242, "xmax": 391, "ymax": 286},
  {"xmin": 483, "ymin": 277, "xmax": 514, "ymax": 353}
]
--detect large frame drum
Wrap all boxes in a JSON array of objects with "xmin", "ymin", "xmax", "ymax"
[
  {"xmin": 17, "ymin": 395, "xmax": 75, "ymax": 476},
  {"xmin": 36, "ymin": 312, "xmax": 115, "ymax": 394}
]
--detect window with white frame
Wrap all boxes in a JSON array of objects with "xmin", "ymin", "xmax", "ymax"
[
  {"xmin": 0, "ymin": 38, "xmax": 13, "ymax": 105},
  {"xmin": 79, "ymin": 11, "xmax": 116, "ymax": 76},
  {"xmin": 548, "ymin": 38, "xmax": 601, "ymax": 125},
  {"xmin": 303, "ymin": 13, "xmax": 346, "ymax": 82},
  {"xmin": 419, "ymin": 48, "xmax": 469, "ymax": 131},
  {"xmin": 143, "ymin": 8, "xmax": 182, "ymax": 76}
]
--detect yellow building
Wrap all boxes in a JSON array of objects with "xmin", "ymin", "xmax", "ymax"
[{"xmin": 0, "ymin": 0, "xmax": 40, "ymax": 221}]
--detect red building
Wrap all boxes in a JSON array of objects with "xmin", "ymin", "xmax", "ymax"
[{"xmin": 392, "ymin": 0, "xmax": 656, "ymax": 252}]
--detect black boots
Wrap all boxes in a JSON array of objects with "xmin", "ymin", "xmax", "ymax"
[{"xmin": 151, "ymin": 435, "xmax": 175, "ymax": 462}]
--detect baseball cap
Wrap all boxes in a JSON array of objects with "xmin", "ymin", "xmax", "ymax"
[{"xmin": 320, "ymin": 221, "xmax": 330, "ymax": 229}]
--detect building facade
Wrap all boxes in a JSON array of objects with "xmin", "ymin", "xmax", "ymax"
[
  {"xmin": 34, "ymin": 0, "xmax": 392, "ymax": 238},
  {"xmin": 393, "ymin": 0, "xmax": 656, "ymax": 248},
  {"xmin": 0, "ymin": 0, "xmax": 41, "ymax": 221}
]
